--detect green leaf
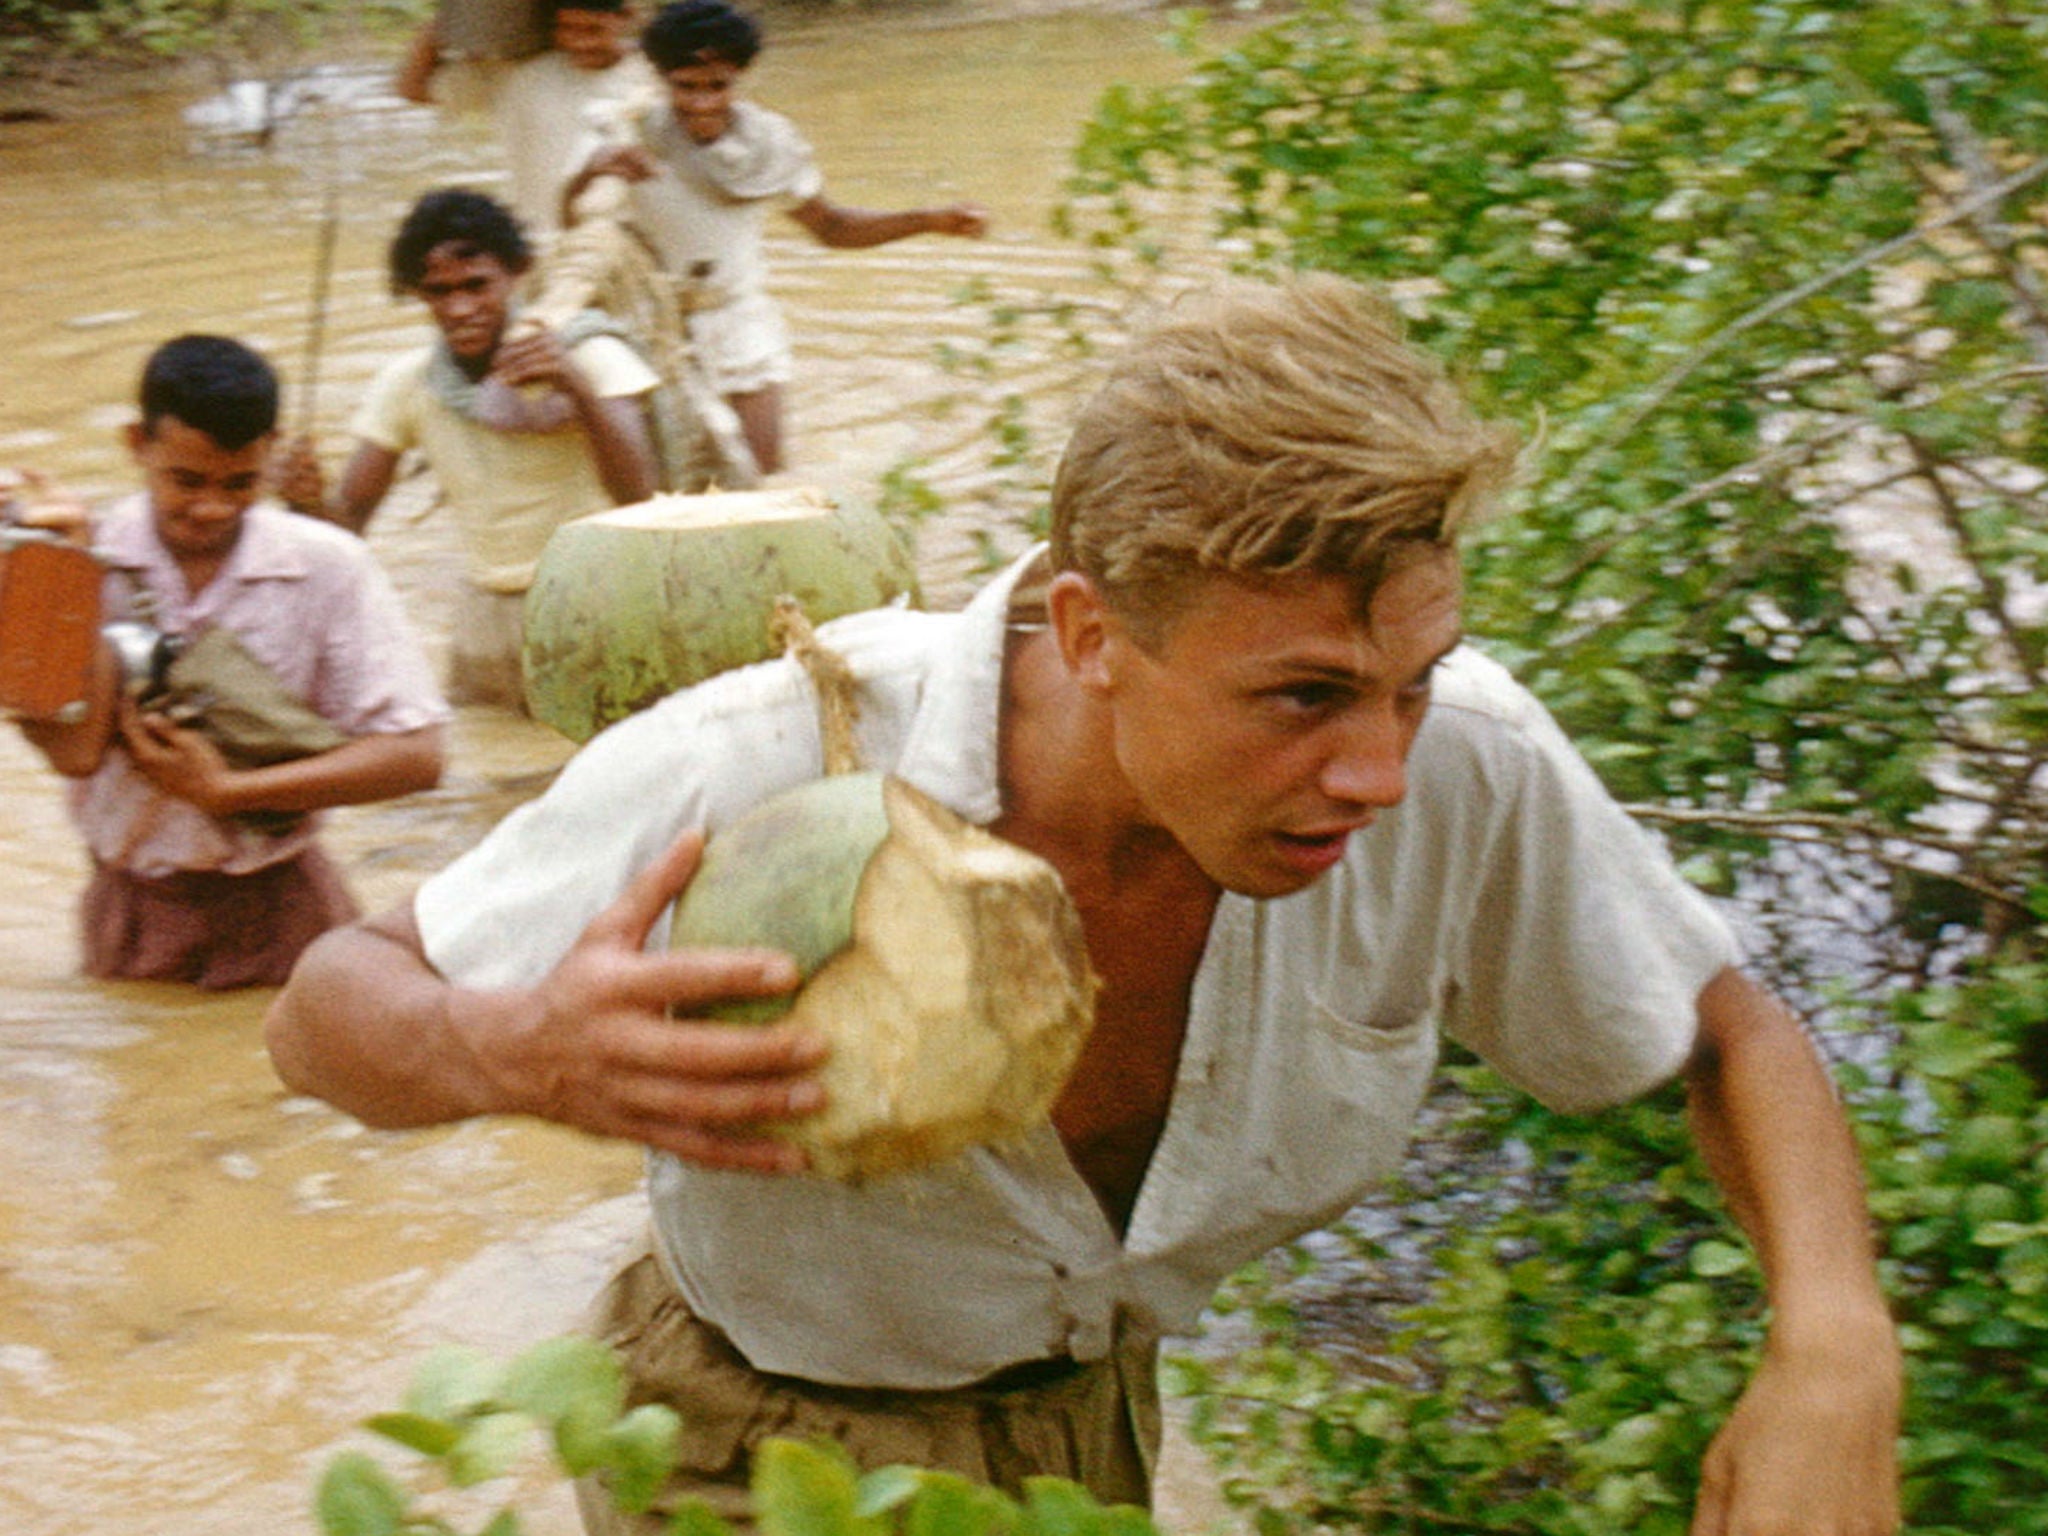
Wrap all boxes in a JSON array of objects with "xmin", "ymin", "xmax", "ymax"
[
  {"xmin": 1688, "ymin": 1240, "xmax": 1751, "ymax": 1278},
  {"xmin": 752, "ymin": 1438, "xmax": 874, "ymax": 1536},
  {"xmin": 666, "ymin": 1498, "xmax": 738, "ymax": 1536},
  {"xmin": 448, "ymin": 1411, "xmax": 533, "ymax": 1488},
  {"xmin": 364, "ymin": 1412, "xmax": 463, "ymax": 1459},
  {"xmin": 499, "ymin": 1336, "xmax": 627, "ymax": 1475},
  {"xmin": 405, "ymin": 1345, "xmax": 500, "ymax": 1422},
  {"xmin": 603, "ymin": 1404, "xmax": 683, "ymax": 1513},
  {"xmin": 851, "ymin": 1465, "xmax": 927, "ymax": 1519},
  {"xmin": 315, "ymin": 1452, "xmax": 408, "ymax": 1536}
]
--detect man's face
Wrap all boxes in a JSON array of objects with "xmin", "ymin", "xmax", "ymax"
[
  {"xmin": 1078, "ymin": 554, "xmax": 1464, "ymax": 899},
  {"xmin": 413, "ymin": 242, "xmax": 521, "ymax": 365},
  {"xmin": 662, "ymin": 57, "xmax": 741, "ymax": 144},
  {"xmin": 553, "ymin": 7, "xmax": 632, "ymax": 71},
  {"xmin": 127, "ymin": 416, "xmax": 270, "ymax": 568}
]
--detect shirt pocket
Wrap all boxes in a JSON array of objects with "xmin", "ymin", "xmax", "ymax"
[{"xmin": 1304, "ymin": 991, "xmax": 1436, "ymax": 1054}]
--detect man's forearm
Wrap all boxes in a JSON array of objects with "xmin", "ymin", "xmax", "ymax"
[
  {"xmin": 573, "ymin": 391, "xmax": 658, "ymax": 506},
  {"xmin": 209, "ymin": 725, "xmax": 445, "ymax": 816},
  {"xmin": 265, "ymin": 908, "xmax": 530, "ymax": 1129},
  {"xmin": 1685, "ymin": 967, "xmax": 1890, "ymax": 1332}
]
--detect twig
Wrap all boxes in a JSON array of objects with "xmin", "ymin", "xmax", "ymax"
[
  {"xmin": 1552, "ymin": 155, "xmax": 2048, "ymax": 504},
  {"xmin": 1624, "ymin": 803, "xmax": 2027, "ymax": 914}
]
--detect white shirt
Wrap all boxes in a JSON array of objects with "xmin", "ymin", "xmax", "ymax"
[
  {"xmin": 496, "ymin": 51, "xmax": 658, "ymax": 237},
  {"xmin": 416, "ymin": 549, "xmax": 1738, "ymax": 1387}
]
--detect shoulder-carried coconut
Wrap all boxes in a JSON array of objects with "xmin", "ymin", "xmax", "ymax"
[
  {"xmin": 666, "ymin": 603, "xmax": 1096, "ymax": 1180},
  {"xmin": 522, "ymin": 487, "xmax": 918, "ymax": 742}
]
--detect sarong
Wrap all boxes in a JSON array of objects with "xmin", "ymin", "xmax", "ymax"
[{"xmin": 80, "ymin": 845, "xmax": 359, "ymax": 990}]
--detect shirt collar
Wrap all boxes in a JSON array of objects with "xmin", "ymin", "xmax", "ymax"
[
  {"xmin": 889, "ymin": 544, "xmax": 1050, "ymax": 827},
  {"xmin": 96, "ymin": 497, "xmax": 312, "ymax": 585}
]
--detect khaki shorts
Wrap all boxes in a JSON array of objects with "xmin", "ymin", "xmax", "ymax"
[{"xmin": 574, "ymin": 1250, "xmax": 1163, "ymax": 1536}]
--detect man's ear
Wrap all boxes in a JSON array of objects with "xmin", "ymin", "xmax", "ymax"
[
  {"xmin": 123, "ymin": 420, "xmax": 150, "ymax": 462},
  {"xmin": 1046, "ymin": 570, "xmax": 1116, "ymax": 696}
]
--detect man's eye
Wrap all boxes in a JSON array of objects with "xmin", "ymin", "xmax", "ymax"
[{"xmin": 1268, "ymin": 683, "xmax": 1347, "ymax": 715}]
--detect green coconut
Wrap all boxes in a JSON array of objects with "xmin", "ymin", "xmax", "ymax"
[
  {"xmin": 521, "ymin": 487, "xmax": 918, "ymax": 742},
  {"xmin": 669, "ymin": 772, "xmax": 1098, "ymax": 1180}
]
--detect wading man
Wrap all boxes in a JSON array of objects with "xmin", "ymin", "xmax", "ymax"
[
  {"xmin": 282, "ymin": 188, "xmax": 660, "ymax": 710},
  {"xmin": 18, "ymin": 334, "xmax": 447, "ymax": 989},
  {"xmin": 562, "ymin": 0, "xmax": 988, "ymax": 476},
  {"xmin": 266, "ymin": 275, "xmax": 1902, "ymax": 1533}
]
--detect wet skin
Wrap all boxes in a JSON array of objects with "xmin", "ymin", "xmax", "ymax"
[
  {"xmin": 1084, "ymin": 554, "xmax": 1466, "ymax": 901},
  {"xmin": 125, "ymin": 416, "xmax": 269, "ymax": 585}
]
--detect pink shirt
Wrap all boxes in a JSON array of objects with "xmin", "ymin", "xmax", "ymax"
[{"xmin": 70, "ymin": 495, "xmax": 449, "ymax": 878}]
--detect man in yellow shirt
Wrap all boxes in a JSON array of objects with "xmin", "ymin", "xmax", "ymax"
[{"xmin": 284, "ymin": 188, "xmax": 659, "ymax": 709}]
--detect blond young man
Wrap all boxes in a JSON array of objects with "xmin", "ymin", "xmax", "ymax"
[{"xmin": 266, "ymin": 275, "xmax": 1901, "ymax": 1535}]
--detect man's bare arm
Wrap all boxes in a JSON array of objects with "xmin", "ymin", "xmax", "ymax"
[
  {"xmin": 788, "ymin": 194, "xmax": 989, "ymax": 250},
  {"xmin": 491, "ymin": 330, "xmax": 658, "ymax": 507},
  {"xmin": 1684, "ymin": 966, "xmax": 1901, "ymax": 1535},
  {"xmin": 263, "ymin": 827, "xmax": 828, "ymax": 1173},
  {"xmin": 119, "ymin": 715, "xmax": 445, "ymax": 817}
]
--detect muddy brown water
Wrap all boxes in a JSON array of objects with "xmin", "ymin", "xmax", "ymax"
[{"xmin": 0, "ymin": 12, "xmax": 1231, "ymax": 1533}]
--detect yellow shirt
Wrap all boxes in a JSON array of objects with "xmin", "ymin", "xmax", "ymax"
[{"xmin": 350, "ymin": 332, "xmax": 659, "ymax": 593}]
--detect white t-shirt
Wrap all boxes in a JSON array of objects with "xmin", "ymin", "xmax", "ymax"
[
  {"xmin": 350, "ymin": 331, "xmax": 659, "ymax": 593},
  {"xmin": 415, "ymin": 548, "xmax": 1739, "ymax": 1388},
  {"xmin": 496, "ymin": 50, "xmax": 658, "ymax": 237},
  {"xmin": 613, "ymin": 99, "xmax": 823, "ymax": 310}
]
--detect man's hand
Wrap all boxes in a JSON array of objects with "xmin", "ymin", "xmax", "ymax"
[
  {"xmin": 271, "ymin": 434, "xmax": 329, "ymax": 518},
  {"xmin": 582, "ymin": 144, "xmax": 659, "ymax": 184},
  {"xmin": 1692, "ymin": 1312, "xmax": 1902, "ymax": 1535},
  {"xmin": 470, "ymin": 827, "xmax": 825, "ymax": 1172},
  {"xmin": 490, "ymin": 327, "xmax": 581, "ymax": 394},
  {"xmin": 929, "ymin": 202, "xmax": 991, "ymax": 238},
  {"xmin": 119, "ymin": 702, "xmax": 238, "ymax": 814}
]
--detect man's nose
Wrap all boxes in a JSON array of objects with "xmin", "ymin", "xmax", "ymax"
[
  {"xmin": 191, "ymin": 484, "xmax": 241, "ymax": 520},
  {"xmin": 1320, "ymin": 707, "xmax": 1409, "ymax": 809}
]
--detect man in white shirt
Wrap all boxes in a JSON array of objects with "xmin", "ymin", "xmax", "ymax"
[
  {"xmin": 564, "ymin": 0, "xmax": 988, "ymax": 476},
  {"xmin": 266, "ymin": 274, "xmax": 1901, "ymax": 1536},
  {"xmin": 397, "ymin": 0, "xmax": 657, "ymax": 244}
]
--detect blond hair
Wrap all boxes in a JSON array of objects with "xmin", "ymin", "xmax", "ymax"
[{"xmin": 1048, "ymin": 272, "xmax": 1519, "ymax": 640}]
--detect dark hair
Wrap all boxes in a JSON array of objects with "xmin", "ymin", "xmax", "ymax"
[
  {"xmin": 547, "ymin": 0, "xmax": 630, "ymax": 16},
  {"xmin": 138, "ymin": 334, "xmax": 280, "ymax": 450},
  {"xmin": 388, "ymin": 188, "xmax": 531, "ymax": 296},
  {"xmin": 641, "ymin": 0, "xmax": 761, "ymax": 70}
]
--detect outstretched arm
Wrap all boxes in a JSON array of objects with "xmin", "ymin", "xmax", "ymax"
[
  {"xmin": 1684, "ymin": 967, "xmax": 1902, "ymax": 1536},
  {"xmin": 395, "ymin": 19, "xmax": 442, "ymax": 105},
  {"xmin": 788, "ymin": 194, "xmax": 989, "ymax": 250},
  {"xmin": 264, "ymin": 827, "xmax": 826, "ymax": 1173}
]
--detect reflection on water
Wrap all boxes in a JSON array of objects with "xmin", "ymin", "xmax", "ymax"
[{"xmin": 0, "ymin": 11, "xmax": 1195, "ymax": 1533}]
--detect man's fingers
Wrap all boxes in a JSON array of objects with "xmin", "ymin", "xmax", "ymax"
[
  {"xmin": 580, "ymin": 826, "xmax": 710, "ymax": 949},
  {"xmin": 630, "ymin": 1121, "xmax": 811, "ymax": 1175},
  {"xmin": 607, "ymin": 1013, "xmax": 825, "ymax": 1081}
]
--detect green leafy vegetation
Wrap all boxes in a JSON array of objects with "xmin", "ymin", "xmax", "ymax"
[
  {"xmin": 316, "ymin": 1336, "xmax": 1162, "ymax": 1536},
  {"xmin": 918, "ymin": 0, "xmax": 2048, "ymax": 1527},
  {"xmin": 0, "ymin": 0, "xmax": 428, "ymax": 69}
]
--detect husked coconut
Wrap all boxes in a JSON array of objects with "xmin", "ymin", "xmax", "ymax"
[
  {"xmin": 522, "ymin": 487, "xmax": 918, "ymax": 742},
  {"xmin": 669, "ymin": 773, "xmax": 1097, "ymax": 1180}
]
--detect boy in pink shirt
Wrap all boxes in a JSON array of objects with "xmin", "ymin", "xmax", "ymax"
[{"xmin": 16, "ymin": 335, "xmax": 449, "ymax": 989}]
